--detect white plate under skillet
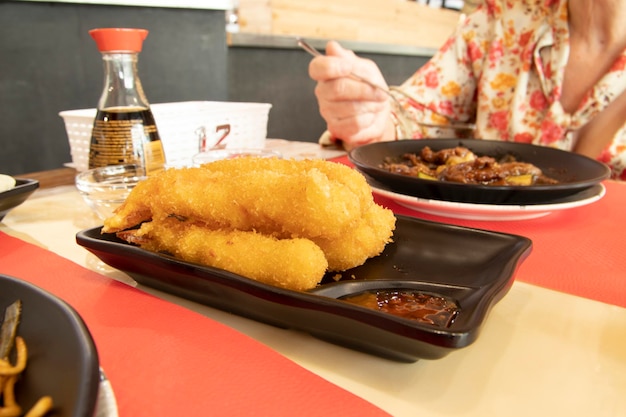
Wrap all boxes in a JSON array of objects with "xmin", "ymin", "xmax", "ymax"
[{"xmin": 371, "ymin": 183, "xmax": 606, "ymax": 221}]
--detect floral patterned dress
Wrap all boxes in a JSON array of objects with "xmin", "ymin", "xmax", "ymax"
[{"xmin": 395, "ymin": 0, "xmax": 626, "ymax": 180}]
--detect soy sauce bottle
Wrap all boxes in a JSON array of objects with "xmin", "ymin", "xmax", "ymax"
[{"xmin": 88, "ymin": 28, "xmax": 166, "ymax": 174}]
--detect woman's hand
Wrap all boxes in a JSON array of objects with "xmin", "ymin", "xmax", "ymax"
[{"xmin": 308, "ymin": 41, "xmax": 396, "ymax": 150}]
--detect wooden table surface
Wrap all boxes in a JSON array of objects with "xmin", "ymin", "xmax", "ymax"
[{"xmin": 19, "ymin": 167, "xmax": 76, "ymax": 189}]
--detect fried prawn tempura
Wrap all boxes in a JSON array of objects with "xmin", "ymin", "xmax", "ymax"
[
  {"xmin": 104, "ymin": 163, "xmax": 365, "ymax": 239},
  {"xmin": 199, "ymin": 157, "xmax": 375, "ymax": 210},
  {"xmin": 311, "ymin": 203, "xmax": 397, "ymax": 271},
  {"xmin": 121, "ymin": 217, "xmax": 328, "ymax": 291},
  {"xmin": 103, "ymin": 157, "xmax": 396, "ymax": 291}
]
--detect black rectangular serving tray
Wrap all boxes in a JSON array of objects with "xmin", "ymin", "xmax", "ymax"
[{"xmin": 76, "ymin": 215, "xmax": 532, "ymax": 362}]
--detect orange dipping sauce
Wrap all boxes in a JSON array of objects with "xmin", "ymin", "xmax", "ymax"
[{"xmin": 342, "ymin": 290, "xmax": 459, "ymax": 327}]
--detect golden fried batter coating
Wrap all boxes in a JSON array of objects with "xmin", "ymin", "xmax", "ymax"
[
  {"xmin": 104, "ymin": 164, "xmax": 363, "ymax": 238},
  {"xmin": 103, "ymin": 157, "xmax": 397, "ymax": 291},
  {"xmin": 128, "ymin": 217, "xmax": 328, "ymax": 291},
  {"xmin": 311, "ymin": 203, "xmax": 396, "ymax": 271},
  {"xmin": 200, "ymin": 157, "xmax": 374, "ymax": 210}
]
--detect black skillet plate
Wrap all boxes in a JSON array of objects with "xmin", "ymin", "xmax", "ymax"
[
  {"xmin": 76, "ymin": 215, "xmax": 532, "ymax": 362},
  {"xmin": 0, "ymin": 274, "xmax": 100, "ymax": 416},
  {"xmin": 349, "ymin": 139, "xmax": 610, "ymax": 204}
]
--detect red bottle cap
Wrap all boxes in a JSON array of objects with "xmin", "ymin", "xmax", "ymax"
[{"xmin": 89, "ymin": 28, "xmax": 149, "ymax": 53}]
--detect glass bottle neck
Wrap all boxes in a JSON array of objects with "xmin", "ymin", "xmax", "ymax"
[{"xmin": 97, "ymin": 52, "xmax": 150, "ymax": 111}]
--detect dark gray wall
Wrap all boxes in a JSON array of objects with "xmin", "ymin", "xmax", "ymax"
[
  {"xmin": 0, "ymin": 1, "xmax": 429, "ymax": 175},
  {"xmin": 0, "ymin": 1, "xmax": 228, "ymax": 175},
  {"xmin": 227, "ymin": 46, "xmax": 427, "ymax": 143}
]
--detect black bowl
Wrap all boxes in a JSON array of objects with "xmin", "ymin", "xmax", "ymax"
[
  {"xmin": 76, "ymin": 215, "xmax": 532, "ymax": 362},
  {"xmin": 0, "ymin": 178, "xmax": 39, "ymax": 221},
  {"xmin": 0, "ymin": 274, "xmax": 100, "ymax": 416},
  {"xmin": 349, "ymin": 139, "xmax": 610, "ymax": 204}
]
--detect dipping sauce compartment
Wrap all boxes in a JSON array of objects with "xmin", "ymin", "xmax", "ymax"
[
  {"xmin": 342, "ymin": 290, "xmax": 459, "ymax": 327},
  {"xmin": 311, "ymin": 280, "xmax": 477, "ymax": 330}
]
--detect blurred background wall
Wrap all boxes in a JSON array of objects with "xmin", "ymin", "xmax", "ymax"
[{"xmin": 0, "ymin": 1, "xmax": 441, "ymax": 174}]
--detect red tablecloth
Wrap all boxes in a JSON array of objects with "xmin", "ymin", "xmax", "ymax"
[
  {"xmin": 0, "ymin": 232, "xmax": 390, "ymax": 417},
  {"xmin": 335, "ymin": 154, "xmax": 626, "ymax": 308}
]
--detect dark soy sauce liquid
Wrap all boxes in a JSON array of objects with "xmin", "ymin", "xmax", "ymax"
[{"xmin": 89, "ymin": 107, "xmax": 165, "ymax": 174}]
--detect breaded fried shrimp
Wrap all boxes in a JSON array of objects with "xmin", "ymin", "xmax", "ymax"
[
  {"xmin": 105, "ymin": 163, "xmax": 365, "ymax": 238},
  {"xmin": 104, "ymin": 157, "xmax": 397, "ymax": 290},
  {"xmin": 311, "ymin": 203, "xmax": 396, "ymax": 271},
  {"xmin": 131, "ymin": 217, "xmax": 328, "ymax": 291}
]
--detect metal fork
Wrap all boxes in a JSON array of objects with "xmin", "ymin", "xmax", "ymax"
[{"xmin": 296, "ymin": 38, "xmax": 475, "ymax": 134}]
